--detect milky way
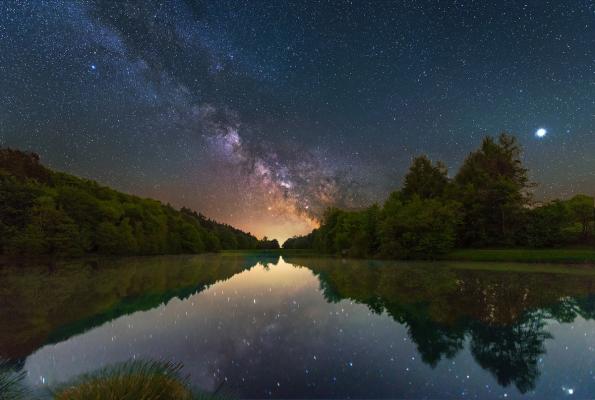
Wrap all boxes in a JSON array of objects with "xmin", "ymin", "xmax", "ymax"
[{"xmin": 1, "ymin": 1, "xmax": 594, "ymax": 241}]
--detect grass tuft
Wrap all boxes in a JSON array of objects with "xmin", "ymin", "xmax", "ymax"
[
  {"xmin": 52, "ymin": 359, "xmax": 195, "ymax": 400},
  {"xmin": 0, "ymin": 359, "xmax": 30, "ymax": 400}
]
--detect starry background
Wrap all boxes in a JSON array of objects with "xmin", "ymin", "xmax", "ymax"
[{"xmin": 1, "ymin": 0, "xmax": 594, "ymax": 242}]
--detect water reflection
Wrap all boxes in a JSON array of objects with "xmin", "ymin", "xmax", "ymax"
[
  {"xmin": 0, "ymin": 254, "xmax": 254, "ymax": 361},
  {"xmin": 301, "ymin": 257, "xmax": 595, "ymax": 395},
  {"xmin": 0, "ymin": 254, "xmax": 594, "ymax": 398}
]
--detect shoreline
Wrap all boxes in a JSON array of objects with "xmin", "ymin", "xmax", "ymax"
[{"xmin": 2, "ymin": 248, "xmax": 595, "ymax": 266}]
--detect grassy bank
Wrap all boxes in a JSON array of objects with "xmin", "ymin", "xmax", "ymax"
[{"xmin": 443, "ymin": 248, "xmax": 595, "ymax": 264}]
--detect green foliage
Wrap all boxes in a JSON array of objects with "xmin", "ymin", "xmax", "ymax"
[
  {"xmin": 257, "ymin": 237, "xmax": 280, "ymax": 249},
  {"xmin": 402, "ymin": 155, "xmax": 449, "ymax": 200},
  {"xmin": 379, "ymin": 194, "xmax": 460, "ymax": 259},
  {"xmin": 566, "ymin": 194, "xmax": 594, "ymax": 240},
  {"xmin": 0, "ymin": 148, "xmax": 267, "ymax": 257},
  {"xmin": 287, "ymin": 196, "xmax": 459, "ymax": 259},
  {"xmin": 454, "ymin": 133, "xmax": 530, "ymax": 246},
  {"xmin": 283, "ymin": 231, "xmax": 317, "ymax": 250},
  {"xmin": 284, "ymin": 133, "xmax": 595, "ymax": 257},
  {"xmin": 283, "ymin": 155, "xmax": 460, "ymax": 258},
  {"xmin": 523, "ymin": 201, "xmax": 572, "ymax": 247}
]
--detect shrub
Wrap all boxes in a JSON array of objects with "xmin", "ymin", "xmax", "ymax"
[{"xmin": 52, "ymin": 360, "xmax": 194, "ymax": 400}]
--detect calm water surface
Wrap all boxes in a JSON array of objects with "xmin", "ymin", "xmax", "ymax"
[{"xmin": 1, "ymin": 253, "xmax": 594, "ymax": 399}]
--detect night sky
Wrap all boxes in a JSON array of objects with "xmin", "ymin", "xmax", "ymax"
[{"xmin": 1, "ymin": 1, "xmax": 594, "ymax": 242}]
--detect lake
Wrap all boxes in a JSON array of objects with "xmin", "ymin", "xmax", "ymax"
[{"xmin": 1, "ymin": 253, "xmax": 594, "ymax": 399}]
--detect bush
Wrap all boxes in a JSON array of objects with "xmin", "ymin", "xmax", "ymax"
[{"xmin": 53, "ymin": 360, "xmax": 194, "ymax": 400}]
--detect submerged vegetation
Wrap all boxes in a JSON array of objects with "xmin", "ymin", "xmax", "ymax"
[
  {"xmin": 0, "ymin": 148, "xmax": 278, "ymax": 258},
  {"xmin": 284, "ymin": 134, "xmax": 595, "ymax": 259}
]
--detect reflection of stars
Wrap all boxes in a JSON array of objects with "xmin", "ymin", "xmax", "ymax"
[{"xmin": 562, "ymin": 386, "xmax": 575, "ymax": 395}]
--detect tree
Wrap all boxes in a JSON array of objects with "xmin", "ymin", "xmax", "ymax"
[
  {"xmin": 177, "ymin": 222, "xmax": 205, "ymax": 253},
  {"xmin": 379, "ymin": 192, "xmax": 460, "ymax": 259},
  {"xmin": 455, "ymin": 133, "xmax": 530, "ymax": 246},
  {"xmin": 312, "ymin": 208, "xmax": 344, "ymax": 254},
  {"xmin": 523, "ymin": 201, "xmax": 571, "ymax": 247},
  {"xmin": 402, "ymin": 155, "xmax": 449, "ymax": 200},
  {"xmin": 566, "ymin": 195, "xmax": 594, "ymax": 240},
  {"xmin": 0, "ymin": 148, "xmax": 263, "ymax": 257},
  {"xmin": 350, "ymin": 205, "xmax": 381, "ymax": 257},
  {"xmin": 258, "ymin": 236, "xmax": 280, "ymax": 249},
  {"xmin": 30, "ymin": 196, "xmax": 85, "ymax": 256},
  {"xmin": 96, "ymin": 222, "xmax": 124, "ymax": 254}
]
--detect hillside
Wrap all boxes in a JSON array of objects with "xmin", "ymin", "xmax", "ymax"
[{"xmin": 0, "ymin": 148, "xmax": 278, "ymax": 257}]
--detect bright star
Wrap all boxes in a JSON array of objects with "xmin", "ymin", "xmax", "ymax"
[
  {"xmin": 90, "ymin": 64, "xmax": 97, "ymax": 71},
  {"xmin": 535, "ymin": 128, "xmax": 547, "ymax": 138},
  {"xmin": 562, "ymin": 386, "xmax": 575, "ymax": 395}
]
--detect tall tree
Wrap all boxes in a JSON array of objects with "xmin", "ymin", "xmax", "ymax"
[
  {"xmin": 455, "ymin": 133, "xmax": 531, "ymax": 246},
  {"xmin": 402, "ymin": 155, "xmax": 449, "ymax": 200}
]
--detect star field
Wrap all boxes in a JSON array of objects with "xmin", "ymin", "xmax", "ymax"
[{"xmin": 1, "ymin": 0, "xmax": 594, "ymax": 241}]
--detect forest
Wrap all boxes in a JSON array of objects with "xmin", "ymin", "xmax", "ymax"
[
  {"xmin": 283, "ymin": 134, "xmax": 595, "ymax": 259},
  {"xmin": 0, "ymin": 148, "xmax": 278, "ymax": 257}
]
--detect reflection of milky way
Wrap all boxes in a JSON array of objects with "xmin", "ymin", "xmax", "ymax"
[{"xmin": 22, "ymin": 257, "xmax": 595, "ymax": 398}]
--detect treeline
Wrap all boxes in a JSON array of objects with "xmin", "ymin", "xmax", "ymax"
[
  {"xmin": 0, "ymin": 148, "xmax": 277, "ymax": 257},
  {"xmin": 284, "ymin": 134, "xmax": 595, "ymax": 258}
]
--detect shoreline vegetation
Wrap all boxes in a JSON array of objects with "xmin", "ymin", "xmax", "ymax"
[
  {"xmin": 0, "ymin": 148, "xmax": 279, "ymax": 259},
  {"xmin": 2, "ymin": 134, "xmax": 594, "ymax": 265},
  {"xmin": 2, "ymin": 247, "xmax": 595, "ymax": 267},
  {"xmin": 0, "ymin": 358, "xmax": 224, "ymax": 400},
  {"xmin": 283, "ymin": 133, "xmax": 595, "ymax": 261}
]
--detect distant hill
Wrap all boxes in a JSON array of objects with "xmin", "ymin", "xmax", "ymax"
[{"xmin": 0, "ymin": 148, "xmax": 278, "ymax": 257}]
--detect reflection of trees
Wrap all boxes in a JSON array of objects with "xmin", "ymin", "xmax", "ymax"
[
  {"xmin": 470, "ymin": 312, "xmax": 551, "ymax": 393},
  {"xmin": 401, "ymin": 308, "xmax": 466, "ymax": 367},
  {"xmin": 292, "ymin": 257, "xmax": 595, "ymax": 393},
  {"xmin": 576, "ymin": 294, "xmax": 595, "ymax": 320},
  {"xmin": 546, "ymin": 294, "xmax": 595, "ymax": 322},
  {"xmin": 0, "ymin": 254, "xmax": 271, "ymax": 361}
]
